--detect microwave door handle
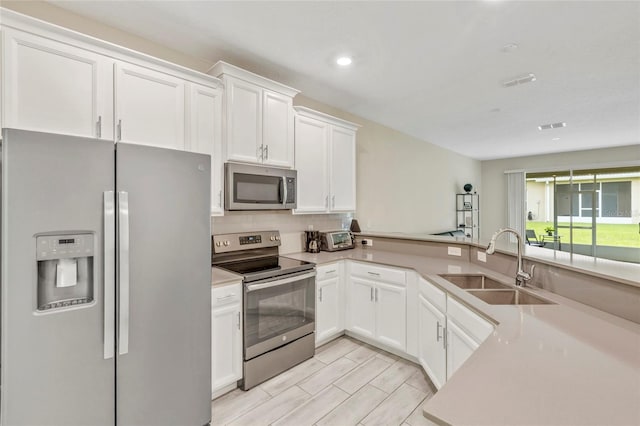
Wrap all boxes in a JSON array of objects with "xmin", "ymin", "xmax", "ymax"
[{"xmin": 282, "ymin": 176, "xmax": 288, "ymax": 206}]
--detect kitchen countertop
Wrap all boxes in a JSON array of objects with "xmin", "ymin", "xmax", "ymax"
[
  {"xmin": 286, "ymin": 247, "xmax": 640, "ymax": 426},
  {"xmin": 357, "ymin": 231, "xmax": 640, "ymax": 287},
  {"xmin": 211, "ymin": 267, "xmax": 242, "ymax": 287}
]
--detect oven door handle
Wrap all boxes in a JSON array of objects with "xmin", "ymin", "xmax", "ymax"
[{"xmin": 246, "ymin": 271, "xmax": 316, "ymax": 292}]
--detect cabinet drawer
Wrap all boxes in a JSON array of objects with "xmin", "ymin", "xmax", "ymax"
[
  {"xmin": 212, "ymin": 283, "xmax": 242, "ymax": 307},
  {"xmin": 418, "ymin": 277, "xmax": 446, "ymax": 313},
  {"xmin": 317, "ymin": 263, "xmax": 340, "ymax": 281},
  {"xmin": 350, "ymin": 262, "xmax": 406, "ymax": 285},
  {"xmin": 447, "ymin": 297, "xmax": 493, "ymax": 344}
]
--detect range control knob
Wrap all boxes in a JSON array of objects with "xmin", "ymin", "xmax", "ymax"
[
  {"xmin": 270, "ymin": 236, "xmax": 275, "ymax": 241},
  {"xmin": 216, "ymin": 241, "xmax": 222, "ymax": 247},
  {"xmin": 275, "ymin": 235, "xmax": 280, "ymax": 241},
  {"xmin": 223, "ymin": 241, "xmax": 230, "ymax": 247}
]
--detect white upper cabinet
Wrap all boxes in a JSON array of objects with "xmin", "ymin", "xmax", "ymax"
[
  {"xmin": 294, "ymin": 107, "xmax": 359, "ymax": 214},
  {"xmin": 294, "ymin": 115, "xmax": 329, "ymax": 212},
  {"xmin": 188, "ymin": 83, "xmax": 224, "ymax": 216},
  {"xmin": 115, "ymin": 62, "xmax": 186, "ymax": 150},
  {"xmin": 329, "ymin": 125, "xmax": 357, "ymax": 212},
  {"xmin": 209, "ymin": 61, "xmax": 299, "ymax": 168},
  {"xmin": 1, "ymin": 27, "xmax": 113, "ymax": 139}
]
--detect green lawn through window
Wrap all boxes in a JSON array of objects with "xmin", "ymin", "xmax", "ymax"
[{"xmin": 526, "ymin": 222, "xmax": 640, "ymax": 248}]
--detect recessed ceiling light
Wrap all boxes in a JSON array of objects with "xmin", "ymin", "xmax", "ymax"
[
  {"xmin": 552, "ymin": 137, "xmax": 561, "ymax": 141},
  {"xmin": 502, "ymin": 73, "xmax": 536, "ymax": 87},
  {"xmin": 336, "ymin": 56, "xmax": 352, "ymax": 66},
  {"xmin": 538, "ymin": 122, "xmax": 567, "ymax": 130}
]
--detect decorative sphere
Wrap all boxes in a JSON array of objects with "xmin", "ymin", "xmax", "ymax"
[{"xmin": 463, "ymin": 183, "xmax": 473, "ymax": 193}]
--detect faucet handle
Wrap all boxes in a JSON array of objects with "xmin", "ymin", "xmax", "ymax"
[{"xmin": 530, "ymin": 264, "xmax": 536, "ymax": 278}]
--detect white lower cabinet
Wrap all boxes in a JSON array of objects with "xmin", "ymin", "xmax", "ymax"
[
  {"xmin": 211, "ymin": 282, "xmax": 242, "ymax": 398},
  {"xmin": 416, "ymin": 276, "xmax": 494, "ymax": 388},
  {"xmin": 315, "ymin": 263, "xmax": 344, "ymax": 346},
  {"xmin": 445, "ymin": 297, "xmax": 494, "ymax": 380},
  {"xmin": 418, "ymin": 294, "xmax": 447, "ymax": 389},
  {"xmin": 348, "ymin": 263, "xmax": 407, "ymax": 352}
]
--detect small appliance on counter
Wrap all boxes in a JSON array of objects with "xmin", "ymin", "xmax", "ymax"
[
  {"xmin": 320, "ymin": 230, "xmax": 355, "ymax": 252},
  {"xmin": 304, "ymin": 230, "xmax": 321, "ymax": 253}
]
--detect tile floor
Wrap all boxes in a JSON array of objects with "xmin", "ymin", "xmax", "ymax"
[{"xmin": 211, "ymin": 336, "xmax": 438, "ymax": 426}]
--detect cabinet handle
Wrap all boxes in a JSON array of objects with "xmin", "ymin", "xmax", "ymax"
[
  {"xmin": 216, "ymin": 293, "xmax": 235, "ymax": 301},
  {"xmin": 237, "ymin": 312, "xmax": 241, "ymax": 330},
  {"xmin": 367, "ymin": 271, "xmax": 380, "ymax": 276},
  {"xmin": 96, "ymin": 115, "xmax": 102, "ymax": 138},
  {"xmin": 264, "ymin": 145, "xmax": 269, "ymax": 160},
  {"xmin": 326, "ymin": 270, "xmax": 336, "ymax": 274},
  {"xmin": 332, "ymin": 195, "xmax": 335, "ymax": 208},
  {"xmin": 375, "ymin": 288, "xmax": 378, "ymax": 302},
  {"xmin": 436, "ymin": 321, "xmax": 443, "ymax": 342},
  {"xmin": 325, "ymin": 196, "xmax": 329, "ymax": 208},
  {"xmin": 258, "ymin": 145, "xmax": 264, "ymax": 160},
  {"xmin": 370, "ymin": 287, "xmax": 374, "ymax": 301},
  {"xmin": 443, "ymin": 328, "xmax": 448, "ymax": 350},
  {"xmin": 319, "ymin": 288, "xmax": 323, "ymax": 302},
  {"xmin": 219, "ymin": 190, "xmax": 223, "ymax": 209},
  {"xmin": 117, "ymin": 119, "xmax": 122, "ymax": 141}
]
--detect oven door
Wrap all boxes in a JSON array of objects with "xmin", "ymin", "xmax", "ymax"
[{"xmin": 244, "ymin": 270, "xmax": 316, "ymax": 360}]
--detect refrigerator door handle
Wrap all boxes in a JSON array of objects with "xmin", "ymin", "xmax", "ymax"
[
  {"xmin": 118, "ymin": 191, "xmax": 130, "ymax": 355},
  {"xmin": 103, "ymin": 191, "xmax": 116, "ymax": 359}
]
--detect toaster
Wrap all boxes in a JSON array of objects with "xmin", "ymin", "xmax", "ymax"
[{"xmin": 320, "ymin": 230, "xmax": 354, "ymax": 252}]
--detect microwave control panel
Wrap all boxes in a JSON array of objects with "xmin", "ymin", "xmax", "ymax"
[{"xmin": 286, "ymin": 177, "xmax": 296, "ymax": 203}]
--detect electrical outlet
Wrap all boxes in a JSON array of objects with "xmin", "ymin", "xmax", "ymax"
[
  {"xmin": 447, "ymin": 246, "xmax": 462, "ymax": 256},
  {"xmin": 477, "ymin": 251, "xmax": 487, "ymax": 262},
  {"xmin": 362, "ymin": 239, "xmax": 373, "ymax": 247}
]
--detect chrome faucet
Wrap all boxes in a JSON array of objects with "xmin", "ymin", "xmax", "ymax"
[{"xmin": 486, "ymin": 228, "xmax": 535, "ymax": 287}]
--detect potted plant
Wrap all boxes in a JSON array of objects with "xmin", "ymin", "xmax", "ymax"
[{"xmin": 544, "ymin": 226, "xmax": 554, "ymax": 236}]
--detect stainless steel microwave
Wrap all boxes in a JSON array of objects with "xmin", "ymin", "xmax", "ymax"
[{"xmin": 225, "ymin": 163, "xmax": 297, "ymax": 210}]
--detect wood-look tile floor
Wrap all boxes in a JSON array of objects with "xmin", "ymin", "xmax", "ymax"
[{"xmin": 211, "ymin": 336, "xmax": 438, "ymax": 426}]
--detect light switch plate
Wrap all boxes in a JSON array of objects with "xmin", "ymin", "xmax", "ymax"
[
  {"xmin": 477, "ymin": 251, "xmax": 487, "ymax": 262},
  {"xmin": 448, "ymin": 246, "xmax": 462, "ymax": 256}
]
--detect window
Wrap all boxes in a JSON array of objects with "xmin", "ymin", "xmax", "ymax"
[{"xmin": 525, "ymin": 166, "xmax": 640, "ymax": 264}]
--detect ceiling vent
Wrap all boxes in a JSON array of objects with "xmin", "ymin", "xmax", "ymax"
[
  {"xmin": 538, "ymin": 122, "xmax": 567, "ymax": 130},
  {"xmin": 502, "ymin": 73, "xmax": 536, "ymax": 87}
]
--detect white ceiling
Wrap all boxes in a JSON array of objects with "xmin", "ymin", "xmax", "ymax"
[{"xmin": 50, "ymin": 1, "xmax": 640, "ymax": 160}]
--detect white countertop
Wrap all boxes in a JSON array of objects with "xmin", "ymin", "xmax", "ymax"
[
  {"xmin": 285, "ymin": 247, "xmax": 640, "ymax": 425},
  {"xmin": 211, "ymin": 267, "xmax": 242, "ymax": 287}
]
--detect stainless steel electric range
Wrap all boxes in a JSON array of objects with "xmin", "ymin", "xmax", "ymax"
[{"xmin": 212, "ymin": 231, "xmax": 316, "ymax": 390}]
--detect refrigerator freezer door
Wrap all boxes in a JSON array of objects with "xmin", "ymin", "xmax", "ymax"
[
  {"xmin": 115, "ymin": 143, "xmax": 211, "ymax": 426},
  {"xmin": 0, "ymin": 129, "xmax": 116, "ymax": 425}
]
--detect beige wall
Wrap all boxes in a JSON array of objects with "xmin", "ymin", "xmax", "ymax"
[
  {"xmin": 2, "ymin": 2, "xmax": 482, "ymax": 237},
  {"xmin": 294, "ymin": 96, "xmax": 482, "ymax": 234},
  {"xmin": 482, "ymin": 146, "xmax": 640, "ymax": 239}
]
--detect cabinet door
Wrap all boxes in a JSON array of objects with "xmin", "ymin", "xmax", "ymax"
[
  {"xmin": 211, "ymin": 302, "xmax": 242, "ymax": 394},
  {"xmin": 2, "ymin": 28, "xmax": 113, "ymax": 139},
  {"xmin": 418, "ymin": 294, "xmax": 446, "ymax": 389},
  {"xmin": 348, "ymin": 277, "xmax": 376, "ymax": 339},
  {"xmin": 262, "ymin": 90, "xmax": 294, "ymax": 168},
  {"xmin": 329, "ymin": 126, "xmax": 356, "ymax": 212},
  {"xmin": 375, "ymin": 281, "xmax": 406, "ymax": 351},
  {"xmin": 188, "ymin": 83, "xmax": 224, "ymax": 215},
  {"xmin": 294, "ymin": 115, "xmax": 329, "ymax": 213},
  {"xmin": 115, "ymin": 62, "xmax": 186, "ymax": 149},
  {"xmin": 225, "ymin": 77, "xmax": 261, "ymax": 163},
  {"xmin": 316, "ymin": 276, "xmax": 341, "ymax": 345},
  {"xmin": 446, "ymin": 319, "xmax": 479, "ymax": 380}
]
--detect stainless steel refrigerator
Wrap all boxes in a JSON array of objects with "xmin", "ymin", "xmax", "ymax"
[{"xmin": 0, "ymin": 128, "xmax": 211, "ymax": 426}]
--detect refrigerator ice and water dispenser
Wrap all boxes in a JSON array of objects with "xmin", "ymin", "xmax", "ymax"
[{"xmin": 36, "ymin": 233, "xmax": 95, "ymax": 311}]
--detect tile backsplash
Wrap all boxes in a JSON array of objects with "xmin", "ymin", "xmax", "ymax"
[{"xmin": 212, "ymin": 211, "xmax": 353, "ymax": 254}]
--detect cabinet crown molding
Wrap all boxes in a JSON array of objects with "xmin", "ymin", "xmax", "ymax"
[
  {"xmin": 0, "ymin": 7, "xmax": 222, "ymax": 88},
  {"xmin": 294, "ymin": 106, "xmax": 360, "ymax": 131},
  {"xmin": 208, "ymin": 61, "xmax": 300, "ymax": 98}
]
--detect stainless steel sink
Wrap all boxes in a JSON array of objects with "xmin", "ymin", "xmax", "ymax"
[
  {"xmin": 439, "ymin": 274, "xmax": 512, "ymax": 290},
  {"xmin": 467, "ymin": 289, "xmax": 555, "ymax": 305}
]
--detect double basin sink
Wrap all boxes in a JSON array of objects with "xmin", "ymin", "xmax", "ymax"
[{"xmin": 438, "ymin": 274, "xmax": 555, "ymax": 305}]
